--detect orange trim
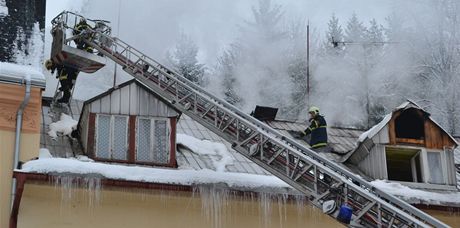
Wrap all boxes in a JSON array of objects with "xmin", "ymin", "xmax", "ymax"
[
  {"xmin": 9, "ymin": 174, "xmax": 26, "ymax": 228},
  {"xmin": 169, "ymin": 117, "xmax": 177, "ymax": 168}
]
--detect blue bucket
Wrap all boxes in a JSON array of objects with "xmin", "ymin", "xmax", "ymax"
[{"xmin": 337, "ymin": 204, "xmax": 353, "ymax": 224}]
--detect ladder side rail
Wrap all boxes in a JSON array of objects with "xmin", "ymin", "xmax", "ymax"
[
  {"xmin": 54, "ymin": 20, "xmax": 447, "ymax": 227},
  {"xmin": 90, "ymin": 38, "xmax": 436, "ymax": 227}
]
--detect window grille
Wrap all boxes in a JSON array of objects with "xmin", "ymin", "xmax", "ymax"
[
  {"xmin": 136, "ymin": 117, "xmax": 170, "ymax": 164},
  {"xmin": 95, "ymin": 114, "xmax": 128, "ymax": 160},
  {"xmin": 137, "ymin": 118, "xmax": 152, "ymax": 162}
]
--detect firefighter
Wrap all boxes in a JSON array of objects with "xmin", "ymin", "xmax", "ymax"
[
  {"xmin": 73, "ymin": 18, "xmax": 93, "ymax": 53},
  {"xmin": 45, "ymin": 59, "xmax": 79, "ymax": 103},
  {"xmin": 298, "ymin": 106, "xmax": 329, "ymax": 151}
]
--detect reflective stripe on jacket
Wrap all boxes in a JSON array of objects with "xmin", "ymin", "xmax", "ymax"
[{"xmin": 303, "ymin": 115, "xmax": 328, "ymax": 148}]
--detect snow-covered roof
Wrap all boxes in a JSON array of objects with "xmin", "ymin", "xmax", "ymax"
[
  {"xmin": 20, "ymin": 157, "xmax": 293, "ymax": 193},
  {"xmin": 371, "ymin": 180, "xmax": 460, "ymax": 207},
  {"xmin": 0, "ymin": 62, "xmax": 46, "ymax": 88},
  {"xmin": 264, "ymin": 119, "xmax": 363, "ymax": 155},
  {"xmin": 35, "ymin": 99, "xmax": 294, "ymax": 193}
]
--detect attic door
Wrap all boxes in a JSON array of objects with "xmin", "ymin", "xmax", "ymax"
[
  {"xmin": 136, "ymin": 117, "xmax": 170, "ymax": 164},
  {"xmin": 95, "ymin": 114, "xmax": 129, "ymax": 160}
]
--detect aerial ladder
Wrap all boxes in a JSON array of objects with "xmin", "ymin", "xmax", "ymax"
[{"xmin": 50, "ymin": 11, "xmax": 449, "ymax": 228}]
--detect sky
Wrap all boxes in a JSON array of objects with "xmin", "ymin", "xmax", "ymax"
[{"xmin": 46, "ymin": 0, "xmax": 392, "ymax": 64}]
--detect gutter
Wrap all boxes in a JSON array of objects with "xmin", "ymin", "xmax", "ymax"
[{"xmin": 10, "ymin": 78, "xmax": 31, "ymax": 211}]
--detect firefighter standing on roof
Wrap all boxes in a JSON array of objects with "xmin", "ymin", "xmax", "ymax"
[{"xmin": 300, "ymin": 106, "xmax": 328, "ymax": 150}]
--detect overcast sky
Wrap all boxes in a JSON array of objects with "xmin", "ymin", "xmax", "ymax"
[{"xmin": 46, "ymin": 0, "xmax": 393, "ymax": 64}]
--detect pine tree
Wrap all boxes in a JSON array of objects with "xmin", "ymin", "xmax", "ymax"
[
  {"xmin": 324, "ymin": 14, "xmax": 344, "ymax": 55},
  {"xmin": 167, "ymin": 32, "xmax": 205, "ymax": 85},
  {"xmin": 344, "ymin": 13, "xmax": 365, "ymax": 43}
]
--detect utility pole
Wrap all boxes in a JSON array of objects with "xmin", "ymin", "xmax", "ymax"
[
  {"xmin": 113, "ymin": 0, "xmax": 122, "ymax": 88},
  {"xmin": 306, "ymin": 20, "xmax": 310, "ymax": 106}
]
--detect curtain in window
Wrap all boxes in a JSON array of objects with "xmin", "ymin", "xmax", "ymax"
[
  {"xmin": 137, "ymin": 118, "xmax": 152, "ymax": 162},
  {"xmin": 96, "ymin": 115, "xmax": 111, "ymax": 159},
  {"xmin": 427, "ymin": 152, "xmax": 444, "ymax": 184}
]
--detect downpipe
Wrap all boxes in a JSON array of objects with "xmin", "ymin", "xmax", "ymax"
[{"xmin": 10, "ymin": 78, "xmax": 31, "ymax": 209}]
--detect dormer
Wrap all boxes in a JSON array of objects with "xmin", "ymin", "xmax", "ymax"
[
  {"xmin": 347, "ymin": 101, "xmax": 458, "ymax": 189},
  {"xmin": 76, "ymin": 79, "xmax": 181, "ymax": 167}
]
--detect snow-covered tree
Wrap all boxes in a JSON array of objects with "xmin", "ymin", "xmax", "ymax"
[
  {"xmin": 324, "ymin": 14, "xmax": 344, "ymax": 55},
  {"xmin": 167, "ymin": 32, "xmax": 205, "ymax": 85},
  {"xmin": 344, "ymin": 13, "xmax": 366, "ymax": 43}
]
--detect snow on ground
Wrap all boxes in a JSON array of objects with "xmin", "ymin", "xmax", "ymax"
[
  {"xmin": 48, "ymin": 113, "xmax": 78, "ymax": 139},
  {"xmin": 20, "ymin": 157, "xmax": 291, "ymax": 190},
  {"xmin": 177, "ymin": 133, "xmax": 233, "ymax": 172},
  {"xmin": 0, "ymin": 62, "xmax": 45, "ymax": 81},
  {"xmin": 371, "ymin": 180, "xmax": 460, "ymax": 205},
  {"xmin": 0, "ymin": 0, "xmax": 7, "ymax": 16}
]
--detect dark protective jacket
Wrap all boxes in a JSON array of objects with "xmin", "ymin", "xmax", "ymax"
[{"xmin": 303, "ymin": 115, "xmax": 328, "ymax": 148}]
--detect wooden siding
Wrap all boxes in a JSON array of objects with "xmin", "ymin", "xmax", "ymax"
[
  {"xmin": 79, "ymin": 105, "xmax": 90, "ymax": 151},
  {"xmin": 358, "ymin": 144, "xmax": 387, "ymax": 180},
  {"xmin": 87, "ymin": 113, "xmax": 96, "ymax": 157},
  {"xmin": 89, "ymin": 82, "xmax": 179, "ymax": 117},
  {"xmin": 0, "ymin": 83, "xmax": 42, "ymax": 133}
]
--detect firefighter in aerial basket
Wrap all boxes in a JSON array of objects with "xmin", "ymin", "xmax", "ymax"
[
  {"xmin": 296, "ymin": 106, "xmax": 329, "ymax": 152},
  {"xmin": 45, "ymin": 59, "xmax": 79, "ymax": 104},
  {"xmin": 73, "ymin": 18, "xmax": 93, "ymax": 53}
]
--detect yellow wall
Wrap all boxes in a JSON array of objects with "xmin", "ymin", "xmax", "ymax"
[
  {"xmin": 1, "ymin": 131, "xmax": 40, "ymax": 228},
  {"xmin": 18, "ymin": 183, "xmax": 342, "ymax": 228},
  {"xmin": 420, "ymin": 209, "xmax": 460, "ymax": 227},
  {"xmin": 0, "ymin": 82, "xmax": 42, "ymax": 228}
]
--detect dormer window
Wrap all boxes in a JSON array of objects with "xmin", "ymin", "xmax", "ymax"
[{"xmin": 77, "ymin": 79, "xmax": 180, "ymax": 168}]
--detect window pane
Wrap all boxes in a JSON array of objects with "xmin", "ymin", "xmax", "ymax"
[
  {"xmin": 153, "ymin": 119, "xmax": 169, "ymax": 163},
  {"xmin": 137, "ymin": 118, "xmax": 152, "ymax": 162},
  {"xmin": 96, "ymin": 115, "xmax": 110, "ymax": 159},
  {"xmin": 427, "ymin": 152, "xmax": 444, "ymax": 184},
  {"xmin": 113, "ymin": 116, "xmax": 128, "ymax": 160}
]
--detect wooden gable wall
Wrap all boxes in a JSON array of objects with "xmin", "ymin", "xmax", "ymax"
[{"xmin": 387, "ymin": 109, "xmax": 456, "ymax": 150}]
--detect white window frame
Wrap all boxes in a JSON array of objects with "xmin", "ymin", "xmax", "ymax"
[
  {"xmin": 385, "ymin": 145, "xmax": 448, "ymax": 185},
  {"xmin": 135, "ymin": 117, "xmax": 171, "ymax": 164},
  {"xmin": 95, "ymin": 114, "xmax": 129, "ymax": 160},
  {"xmin": 424, "ymin": 149, "xmax": 448, "ymax": 185}
]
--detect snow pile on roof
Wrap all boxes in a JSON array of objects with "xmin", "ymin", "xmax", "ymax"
[
  {"xmin": 39, "ymin": 148, "xmax": 53, "ymax": 159},
  {"xmin": 0, "ymin": 0, "xmax": 7, "ymax": 16},
  {"xmin": 0, "ymin": 62, "xmax": 45, "ymax": 81},
  {"xmin": 358, "ymin": 114, "xmax": 391, "ymax": 143},
  {"xmin": 371, "ymin": 180, "xmax": 460, "ymax": 205},
  {"xmin": 20, "ymin": 158, "xmax": 291, "ymax": 190},
  {"xmin": 177, "ymin": 133, "xmax": 233, "ymax": 172},
  {"xmin": 48, "ymin": 113, "xmax": 78, "ymax": 139}
]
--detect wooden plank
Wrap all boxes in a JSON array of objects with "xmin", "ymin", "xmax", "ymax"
[
  {"xmin": 110, "ymin": 89, "xmax": 121, "ymax": 114},
  {"xmin": 100, "ymin": 95, "xmax": 111, "ymax": 113},
  {"xmin": 0, "ymin": 84, "xmax": 42, "ymax": 133},
  {"xmin": 139, "ymin": 88, "xmax": 149, "ymax": 116},
  {"xmin": 128, "ymin": 115, "xmax": 136, "ymax": 163},
  {"xmin": 87, "ymin": 113, "xmax": 96, "ymax": 157},
  {"xmin": 120, "ymin": 85, "xmax": 130, "ymax": 115},
  {"xmin": 129, "ymin": 83, "xmax": 138, "ymax": 115},
  {"xmin": 395, "ymin": 138, "xmax": 424, "ymax": 145},
  {"xmin": 90, "ymin": 99, "xmax": 101, "ymax": 113},
  {"xmin": 424, "ymin": 120, "xmax": 432, "ymax": 148},
  {"xmin": 388, "ymin": 117, "xmax": 396, "ymax": 145}
]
